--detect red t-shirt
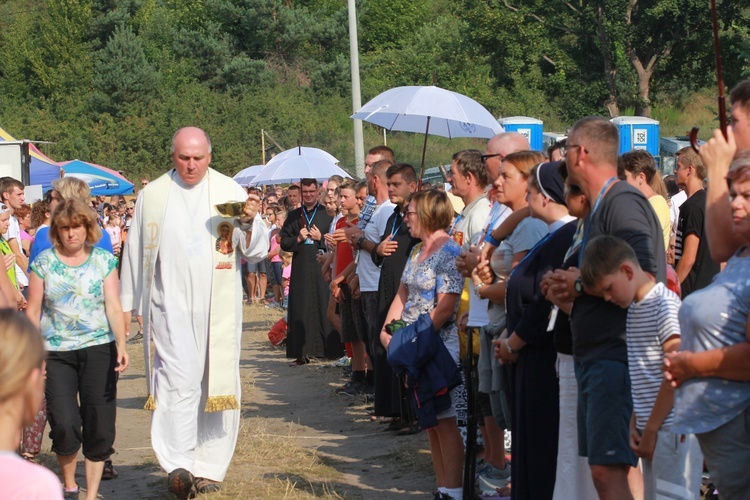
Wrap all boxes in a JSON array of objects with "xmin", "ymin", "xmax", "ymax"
[{"xmin": 334, "ymin": 216, "xmax": 358, "ymax": 277}]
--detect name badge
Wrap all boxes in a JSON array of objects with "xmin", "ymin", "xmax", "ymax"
[{"xmin": 304, "ymin": 237, "xmax": 314, "ymax": 245}]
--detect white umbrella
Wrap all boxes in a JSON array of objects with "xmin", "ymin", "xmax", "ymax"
[
  {"xmin": 351, "ymin": 85, "xmax": 503, "ymax": 183},
  {"xmin": 250, "ymin": 155, "xmax": 351, "ymax": 186},
  {"xmin": 232, "ymin": 164, "xmax": 265, "ymax": 186},
  {"xmin": 267, "ymin": 146, "xmax": 339, "ymax": 166}
]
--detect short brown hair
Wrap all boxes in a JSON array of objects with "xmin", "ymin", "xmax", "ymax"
[
  {"xmin": 49, "ymin": 199, "xmax": 102, "ymax": 250},
  {"xmin": 730, "ymin": 80, "xmax": 750, "ymax": 115},
  {"xmin": 726, "ymin": 164, "xmax": 750, "ymax": 188},
  {"xmin": 300, "ymin": 178, "xmax": 318, "ymax": 188},
  {"xmin": 408, "ymin": 189, "xmax": 453, "ymax": 234},
  {"xmin": 0, "ymin": 177, "xmax": 24, "ymax": 202},
  {"xmin": 30, "ymin": 201, "xmax": 50, "ymax": 229},
  {"xmin": 452, "ymin": 149, "xmax": 488, "ymax": 188},
  {"xmin": 370, "ymin": 159, "xmax": 392, "ymax": 181},
  {"xmin": 387, "ymin": 163, "xmax": 417, "ymax": 184},
  {"xmin": 676, "ymin": 147, "xmax": 706, "ymax": 180},
  {"xmin": 580, "ymin": 235, "xmax": 639, "ymax": 289},
  {"xmin": 569, "ymin": 116, "xmax": 619, "ymax": 166},
  {"xmin": 368, "ymin": 145, "xmax": 395, "ymax": 163},
  {"xmin": 503, "ymin": 151, "xmax": 546, "ymax": 178},
  {"xmin": 338, "ymin": 179, "xmax": 357, "ymax": 192}
]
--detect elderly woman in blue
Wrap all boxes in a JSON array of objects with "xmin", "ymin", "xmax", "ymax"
[
  {"xmin": 664, "ymin": 165, "xmax": 750, "ymax": 498},
  {"xmin": 26, "ymin": 199, "xmax": 128, "ymax": 500}
]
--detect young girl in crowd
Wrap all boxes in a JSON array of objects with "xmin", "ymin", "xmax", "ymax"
[
  {"xmin": 105, "ymin": 213, "xmax": 121, "ymax": 256},
  {"xmin": 0, "ymin": 310, "xmax": 63, "ymax": 499},
  {"xmin": 281, "ymin": 250, "xmax": 292, "ymax": 309},
  {"xmin": 268, "ymin": 211, "xmax": 286, "ymax": 306}
]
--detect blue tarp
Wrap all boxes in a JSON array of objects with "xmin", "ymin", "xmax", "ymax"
[
  {"xmin": 59, "ymin": 159, "xmax": 134, "ymax": 196},
  {"xmin": 29, "ymin": 152, "xmax": 61, "ymax": 192}
]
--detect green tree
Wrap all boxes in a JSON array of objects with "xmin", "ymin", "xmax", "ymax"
[{"xmin": 90, "ymin": 24, "xmax": 159, "ymax": 117}]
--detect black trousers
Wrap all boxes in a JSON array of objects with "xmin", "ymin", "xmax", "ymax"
[{"xmin": 45, "ymin": 341, "xmax": 118, "ymax": 461}]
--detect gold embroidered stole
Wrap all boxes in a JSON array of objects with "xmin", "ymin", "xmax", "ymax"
[{"xmin": 141, "ymin": 169, "xmax": 240, "ymax": 412}]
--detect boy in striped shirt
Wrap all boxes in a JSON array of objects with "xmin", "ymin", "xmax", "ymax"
[{"xmin": 581, "ymin": 235, "xmax": 703, "ymax": 499}]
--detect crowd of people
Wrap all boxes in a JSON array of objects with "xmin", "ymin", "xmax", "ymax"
[
  {"xmin": 1, "ymin": 79, "xmax": 750, "ymax": 500},
  {"xmin": 257, "ymin": 79, "xmax": 750, "ymax": 500}
]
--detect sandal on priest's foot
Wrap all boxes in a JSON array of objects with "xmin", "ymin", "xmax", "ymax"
[{"xmin": 194, "ymin": 477, "xmax": 222, "ymax": 494}]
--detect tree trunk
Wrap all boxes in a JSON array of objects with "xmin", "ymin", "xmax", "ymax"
[
  {"xmin": 596, "ymin": 4, "xmax": 619, "ymax": 117},
  {"xmin": 630, "ymin": 55, "xmax": 653, "ymax": 117}
]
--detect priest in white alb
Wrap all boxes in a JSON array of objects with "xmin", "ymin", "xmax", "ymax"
[{"xmin": 120, "ymin": 127, "xmax": 268, "ymax": 499}]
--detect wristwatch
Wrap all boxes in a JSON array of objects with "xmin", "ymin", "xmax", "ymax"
[
  {"xmin": 474, "ymin": 282, "xmax": 484, "ymax": 296},
  {"xmin": 356, "ymin": 236, "xmax": 365, "ymax": 249},
  {"xmin": 505, "ymin": 339, "xmax": 517, "ymax": 355},
  {"xmin": 574, "ymin": 276, "xmax": 584, "ymax": 295}
]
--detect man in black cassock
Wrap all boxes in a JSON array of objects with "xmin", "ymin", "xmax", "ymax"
[
  {"xmin": 371, "ymin": 164, "xmax": 420, "ymax": 418},
  {"xmin": 280, "ymin": 178, "xmax": 340, "ymax": 364}
]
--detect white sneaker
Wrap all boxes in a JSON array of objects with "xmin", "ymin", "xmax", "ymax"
[{"xmin": 332, "ymin": 355, "xmax": 351, "ymax": 367}]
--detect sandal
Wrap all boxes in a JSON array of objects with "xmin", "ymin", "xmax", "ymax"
[
  {"xmin": 396, "ymin": 422, "xmax": 422, "ymax": 436},
  {"xmin": 194, "ymin": 477, "xmax": 222, "ymax": 494},
  {"xmin": 101, "ymin": 459, "xmax": 118, "ymax": 479},
  {"xmin": 289, "ymin": 357, "xmax": 309, "ymax": 366},
  {"xmin": 168, "ymin": 468, "xmax": 196, "ymax": 500},
  {"xmin": 63, "ymin": 487, "xmax": 79, "ymax": 499},
  {"xmin": 21, "ymin": 452, "xmax": 37, "ymax": 463}
]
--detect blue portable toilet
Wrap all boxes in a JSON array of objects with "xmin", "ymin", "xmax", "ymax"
[
  {"xmin": 499, "ymin": 116, "xmax": 544, "ymax": 151},
  {"xmin": 610, "ymin": 116, "xmax": 660, "ymax": 157}
]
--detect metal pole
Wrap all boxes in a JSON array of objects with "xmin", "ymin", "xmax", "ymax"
[
  {"xmin": 348, "ymin": 0, "xmax": 365, "ymax": 178},
  {"xmin": 261, "ymin": 129, "xmax": 266, "ymax": 165}
]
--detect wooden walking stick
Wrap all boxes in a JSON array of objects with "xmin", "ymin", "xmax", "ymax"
[{"xmin": 689, "ymin": 0, "xmax": 728, "ymax": 153}]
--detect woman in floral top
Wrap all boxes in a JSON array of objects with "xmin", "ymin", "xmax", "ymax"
[
  {"xmin": 26, "ymin": 199, "xmax": 128, "ymax": 500},
  {"xmin": 380, "ymin": 189, "xmax": 464, "ymax": 500}
]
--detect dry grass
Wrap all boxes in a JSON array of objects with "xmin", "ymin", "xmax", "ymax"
[{"xmin": 219, "ymin": 417, "xmax": 346, "ymax": 499}]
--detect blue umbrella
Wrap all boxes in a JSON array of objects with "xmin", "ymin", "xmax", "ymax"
[{"xmin": 59, "ymin": 159, "xmax": 134, "ymax": 195}]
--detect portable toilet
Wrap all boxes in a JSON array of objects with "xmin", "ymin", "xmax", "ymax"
[
  {"xmin": 499, "ymin": 116, "xmax": 544, "ymax": 151},
  {"xmin": 610, "ymin": 116, "xmax": 660, "ymax": 157}
]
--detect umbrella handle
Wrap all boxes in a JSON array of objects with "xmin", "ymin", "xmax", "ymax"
[{"xmin": 418, "ymin": 116, "xmax": 431, "ymax": 190}]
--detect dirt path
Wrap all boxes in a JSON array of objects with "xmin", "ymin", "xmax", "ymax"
[{"xmin": 47, "ymin": 303, "xmax": 436, "ymax": 499}]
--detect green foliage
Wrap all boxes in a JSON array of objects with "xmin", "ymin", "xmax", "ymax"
[
  {"xmin": 90, "ymin": 24, "xmax": 160, "ymax": 117},
  {"xmin": 0, "ymin": 0, "xmax": 748, "ymax": 186}
]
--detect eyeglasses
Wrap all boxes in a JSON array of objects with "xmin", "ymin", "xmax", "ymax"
[
  {"xmin": 127, "ymin": 207, "xmax": 135, "ymax": 211},
  {"xmin": 481, "ymin": 153, "xmax": 505, "ymax": 164},
  {"xmin": 141, "ymin": 182, "xmax": 148, "ymax": 186},
  {"xmin": 404, "ymin": 210, "xmax": 417, "ymax": 219},
  {"xmin": 560, "ymin": 144, "xmax": 587, "ymax": 156}
]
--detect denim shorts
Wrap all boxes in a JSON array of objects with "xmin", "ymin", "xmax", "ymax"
[{"xmin": 575, "ymin": 359, "xmax": 637, "ymax": 466}]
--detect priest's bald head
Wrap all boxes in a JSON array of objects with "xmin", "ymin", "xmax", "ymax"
[{"xmin": 171, "ymin": 127, "xmax": 212, "ymax": 186}]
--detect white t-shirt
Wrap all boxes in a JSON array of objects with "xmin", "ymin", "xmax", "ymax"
[
  {"xmin": 669, "ymin": 190, "xmax": 687, "ymax": 233},
  {"xmin": 452, "ymin": 195, "xmax": 495, "ymax": 327},
  {"xmin": 4, "ymin": 216, "xmax": 27, "ymax": 287},
  {"xmin": 358, "ymin": 200, "xmax": 395, "ymax": 292}
]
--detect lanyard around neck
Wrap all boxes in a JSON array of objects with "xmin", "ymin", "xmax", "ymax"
[
  {"xmin": 578, "ymin": 177, "xmax": 618, "ymax": 267},
  {"xmin": 303, "ymin": 204, "xmax": 319, "ymax": 227}
]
